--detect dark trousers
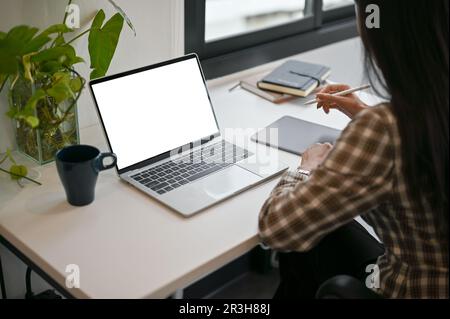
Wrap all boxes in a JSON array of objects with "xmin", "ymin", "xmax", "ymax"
[{"xmin": 274, "ymin": 220, "xmax": 385, "ymax": 299}]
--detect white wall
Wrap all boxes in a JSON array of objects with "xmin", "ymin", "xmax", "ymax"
[
  {"xmin": 0, "ymin": 0, "xmax": 184, "ymax": 299},
  {"xmin": 0, "ymin": 0, "xmax": 184, "ymax": 151}
]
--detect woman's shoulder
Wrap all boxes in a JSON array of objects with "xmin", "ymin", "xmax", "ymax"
[
  {"xmin": 336, "ymin": 103, "xmax": 397, "ymax": 156},
  {"xmin": 357, "ymin": 103, "xmax": 394, "ymax": 121},
  {"xmin": 352, "ymin": 103, "xmax": 397, "ymax": 132},
  {"xmin": 325, "ymin": 102, "xmax": 396, "ymax": 176}
]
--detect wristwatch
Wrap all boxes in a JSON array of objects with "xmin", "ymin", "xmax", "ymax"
[{"xmin": 298, "ymin": 168, "xmax": 311, "ymax": 177}]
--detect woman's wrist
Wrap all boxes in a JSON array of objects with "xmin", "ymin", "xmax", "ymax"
[
  {"xmin": 339, "ymin": 101, "xmax": 368, "ymax": 118},
  {"xmin": 352, "ymin": 99, "xmax": 370, "ymax": 114}
]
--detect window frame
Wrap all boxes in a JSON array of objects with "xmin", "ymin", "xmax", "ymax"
[
  {"xmin": 323, "ymin": 2, "xmax": 356, "ymax": 23},
  {"xmin": 186, "ymin": 0, "xmax": 318, "ymax": 59},
  {"xmin": 185, "ymin": 0, "xmax": 358, "ymax": 79}
]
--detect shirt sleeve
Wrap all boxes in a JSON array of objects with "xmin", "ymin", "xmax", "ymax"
[{"xmin": 258, "ymin": 107, "xmax": 394, "ymax": 252}]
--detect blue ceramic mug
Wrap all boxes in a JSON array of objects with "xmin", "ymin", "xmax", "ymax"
[{"xmin": 55, "ymin": 145, "xmax": 117, "ymax": 206}]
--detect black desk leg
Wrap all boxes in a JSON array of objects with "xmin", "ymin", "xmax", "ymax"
[{"xmin": 0, "ymin": 254, "xmax": 7, "ymax": 299}]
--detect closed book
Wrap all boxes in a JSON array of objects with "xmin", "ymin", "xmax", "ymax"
[
  {"xmin": 258, "ymin": 60, "xmax": 331, "ymax": 97},
  {"xmin": 238, "ymin": 72, "xmax": 297, "ymax": 104}
]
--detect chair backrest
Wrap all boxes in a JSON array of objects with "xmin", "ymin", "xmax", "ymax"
[{"xmin": 316, "ymin": 275, "xmax": 383, "ymax": 299}]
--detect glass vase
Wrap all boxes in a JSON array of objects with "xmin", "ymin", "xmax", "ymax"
[{"xmin": 10, "ymin": 76, "xmax": 80, "ymax": 165}]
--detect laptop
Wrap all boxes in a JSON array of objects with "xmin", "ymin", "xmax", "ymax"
[{"xmin": 89, "ymin": 54, "xmax": 288, "ymax": 217}]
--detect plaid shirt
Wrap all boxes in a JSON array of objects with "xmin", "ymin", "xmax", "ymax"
[{"xmin": 259, "ymin": 104, "xmax": 448, "ymax": 299}]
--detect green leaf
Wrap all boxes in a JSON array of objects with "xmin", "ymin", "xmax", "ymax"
[
  {"xmin": 53, "ymin": 71, "xmax": 71, "ymax": 82},
  {"xmin": 32, "ymin": 45, "xmax": 74, "ymax": 63},
  {"xmin": 47, "ymin": 82, "xmax": 71, "ymax": 103},
  {"xmin": 6, "ymin": 25, "xmax": 39, "ymax": 45},
  {"xmin": 25, "ymin": 116, "xmax": 39, "ymax": 128},
  {"xmin": 0, "ymin": 31, "xmax": 6, "ymax": 40},
  {"xmin": 23, "ymin": 24, "xmax": 73, "ymax": 54},
  {"xmin": 40, "ymin": 24, "xmax": 73, "ymax": 37},
  {"xmin": 70, "ymin": 77, "xmax": 83, "ymax": 92},
  {"xmin": 22, "ymin": 88, "xmax": 46, "ymax": 115},
  {"xmin": 47, "ymin": 72, "xmax": 74, "ymax": 103},
  {"xmin": 9, "ymin": 89, "xmax": 45, "ymax": 127},
  {"xmin": 24, "ymin": 24, "xmax": 73, "ymax": 54},
  {"xmin": 88, "ymin": 11, "xmax": 124, "ymax": 79},
  {"xmin": 53, "ymin": 35, "xmax": 66, "ymax": 47},
  {"xmin": 107, "ymin": 0, "xmax": 136, "ymax": 36},
  {"xmin": 31, "ymin": 45, "xmax": 82, "ymax": 67},
  {"xmin": 0, "ymin": 26, "xmax": 40, "ymax": 74},
  {"xmin": 9, "ymin": 164, "xmax": 28, "ymax": 180},
  {"xmin": 91, "ymin": 9, "xmax": 106, "ymax": 31},
  {"xmin": 40, "ymin": 61, "xmax": 63, "ymax": 73},
  {"xmin": 6, "ymin": 106, "xmax": 18, "ymax": 118},
  {"xmin": 71, "ymin": 56, "xmax": 84, "ymax": 64},
  {"xmin": 22, "ymin": 34, "xmax": 51, "ymax": 54},
  {"xmin": 0, "ymin": 38, "xmax": 20, "ymax": 74}
]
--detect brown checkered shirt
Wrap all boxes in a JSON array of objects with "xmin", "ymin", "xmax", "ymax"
[{"xmin": 259, "ymin": 104, "xmax": 448, "ymax": 298}]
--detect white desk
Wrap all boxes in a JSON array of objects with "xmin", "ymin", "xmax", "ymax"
[{"xmin": 0, "ymin": 41, "xmax": 383, "ymax": 299}]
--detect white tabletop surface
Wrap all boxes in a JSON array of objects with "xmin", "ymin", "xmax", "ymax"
[{"xmin": 0, "ymin": 39, "xmax": 384, "ymax": 299}]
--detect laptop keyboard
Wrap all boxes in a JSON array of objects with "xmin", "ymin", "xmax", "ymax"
[{"xmin": 130, "ymin": 141, "xmax": 251, "ymax": 195}]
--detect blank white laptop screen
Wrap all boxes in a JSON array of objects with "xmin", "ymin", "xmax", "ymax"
[{"xmin": 90, "ymin": 57, "xmax": 219, "ymax": 170}]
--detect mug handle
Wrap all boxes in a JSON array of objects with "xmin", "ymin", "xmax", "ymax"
[{"xmin": 96, "ymin": 152, "xmax": 117, "ymax": 171}]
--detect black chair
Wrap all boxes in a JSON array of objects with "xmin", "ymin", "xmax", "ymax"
[
  {"xmin": 316, "ymin": 275, "xmax": 383, "ymax": 299},
  {"xmin": 0, "ymin": 254, "xmax": 6, "ymax": 299}
]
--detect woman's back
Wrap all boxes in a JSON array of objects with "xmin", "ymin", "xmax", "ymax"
[{"xmin": 360, "ymin": 104, "xmax": 448, "ymax": 298}]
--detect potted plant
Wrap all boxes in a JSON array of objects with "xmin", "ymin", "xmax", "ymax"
[{"xmin": 0, "ymin": 0, "xmax": 134, "ymax": 166}]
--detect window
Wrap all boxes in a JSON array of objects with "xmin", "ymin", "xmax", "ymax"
[
  {"xmin": 185, "ymin": 0, "xmax": 357, "ymax": 79},
  {"xmin": 323, "ymin": 0, "xmax": 354, "ymax": 10},
  {"xmin": 322, "ymin": 0, "xmax": 356, "ymax": 22},
  {"xmin": 205, "ymin": 0, "xmax": 312, "ymax": 42}
]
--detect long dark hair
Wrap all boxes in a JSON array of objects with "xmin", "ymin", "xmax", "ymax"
[{"xmin": 355, "ymin": 0, "xmax": 449, "ymax": 241}]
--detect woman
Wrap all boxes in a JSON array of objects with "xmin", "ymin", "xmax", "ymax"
[{"xmin": 258, "ymin": 0, "xmax": 448, "ymax": 299}]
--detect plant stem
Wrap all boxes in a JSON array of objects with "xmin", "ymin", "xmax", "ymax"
[
  {"xmin": 53, "ymin": 0, "xmax": 74, "ymax": 47},
  {"xmin": 0, "ymin": 75, "xmax": 9, "ymax": 94},
  {"xmin": 0, "ymin": 154, "xmax": 7, "ymax": 166},
  {"xmin": 65, "ymin": 27, "xmax": 99, "ymax": 45},
  {"xmin": 9, "ymin": 73, "xmax": 19, "ymax": 91},
  {"xmin": 0, "ymin": 167, "xmax": 42, "ymax": 186},
  {"xmin": 55, "ymin": 68, "xmax": 85, "ymax": 126},
  {"xmin": 57, "ymin": 87, "xmax": 82, "ymax": 125}
]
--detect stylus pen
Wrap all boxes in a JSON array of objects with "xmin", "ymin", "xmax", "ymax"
[{"xmin": 303, "ymin": 84, "xmax": 371, "ymax": 106}]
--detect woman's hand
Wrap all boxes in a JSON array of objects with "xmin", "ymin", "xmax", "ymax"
[
  {"xmin": 300, "ymin": 143, "xmax": 333, "ymax": 172},
  {"xmin": 316, "ymin": 84, "xmax": 369, "ymax": 119}
]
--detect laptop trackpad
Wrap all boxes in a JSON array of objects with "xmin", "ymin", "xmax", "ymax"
[
  {"xmin": 162, "ymin": 165, "xmax": 261, "ymax": 216},
  {"xmin": 199, "ymin": 165, "xmax": 261, "ymax": 199}
]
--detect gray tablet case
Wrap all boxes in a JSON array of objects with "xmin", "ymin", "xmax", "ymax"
[{"xmin": 251, "ymin": 116, "xmax": 342, "ymax": 155}]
